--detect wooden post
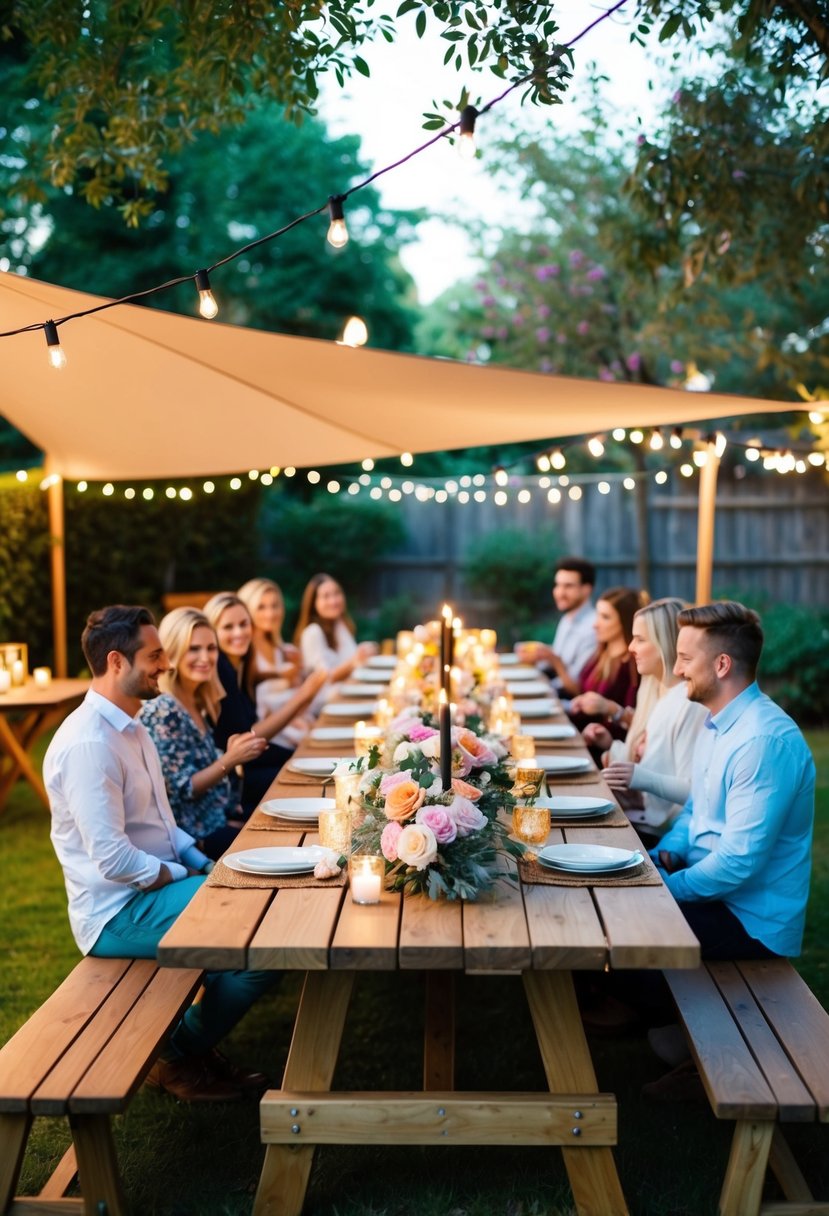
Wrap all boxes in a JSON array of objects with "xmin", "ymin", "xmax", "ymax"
[
  {"xmin": 695, "ymin": 439, "xmax": 722, "ymax": 606},
  {"xmin": 45, "ymin": 460, "xmax": 68, "ymax": 677}
]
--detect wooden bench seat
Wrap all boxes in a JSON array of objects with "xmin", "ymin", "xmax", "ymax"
[
  {"xmin": 0, "ymin": 955, "xmax": 203, "ymax": 1216},
  {"xmin": 664, "ymin": 958, "xmax": 829, "ymax": 1216}
]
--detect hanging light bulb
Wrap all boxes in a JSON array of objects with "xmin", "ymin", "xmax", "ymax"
[
  {"xmin": 327, "ymin": 195, "xmax": 349, "ymax": 248},
  {"xmin": 339, "ymin": 315, "xmax": 368, "ymax": 347},
  {"xmin": 494, "ymin": 466, "xmax": 509, "ymax": 486},
  {"xmin": 457, "ymin": 105, "xmax": 479, "ymax": 161},
  {"xmin": 43, "ymin": 321, "xmax": 66, "ymax": 370},
  {"xmin": 550, "ymin": 448, "xmax": 566, "ymax": 470},
  {"xmin": 649, "ymin": 429, "xmax": 664, "ymax": 451},
  {"xmin": 536, "ymin": 453, "xmax": 551, "ymax": 473},
  {"xmin": 670, "ymin": 427, "xmax": 683, "ymax": 449},
  {"xmin": 194, "ymin": 269, "xmax": 218, "ymax": 319},
  {"xmin": 587, "ymin": 436, "xmax": 605, "ymax": 458},
  {"xmin": 713, "ymin": 432, "xmax": 727, "ymax": 458}
]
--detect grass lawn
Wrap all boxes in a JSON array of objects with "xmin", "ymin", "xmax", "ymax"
[{"xmin": 1, "ymin": 730, "xmax": 827, "ymax": 1215}]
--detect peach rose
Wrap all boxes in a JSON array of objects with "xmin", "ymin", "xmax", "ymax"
[
  {"xmin": 451, "ymin": 777, "xmax": 483, "ymax": 801},
  {"xmin": 456, "ymin": 728, "xmax": 497, "ymax": 768},
  {"xmin": 383, "ymin": 778, "xmax": 427, "ymax": 822},
  {"xmin": 396, "ymin": 823, "xmax": 438, "ymax": 870}
]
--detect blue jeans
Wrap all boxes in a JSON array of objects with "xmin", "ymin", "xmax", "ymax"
[{"xmin": 90, "ymin": 876, "xmax": 278, "ymax": 1058}]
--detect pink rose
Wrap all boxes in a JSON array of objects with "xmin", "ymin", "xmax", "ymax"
[
  {"xmin": 380, "ymin": 770, "xmax": 410, "ymax": 797},
  {"xmin": 447, "ymin": 796, "xmax": 488, "ymax": 837},
  {"xmin": 408, "ymin": 723, "xmax": 439, "ymax": 742},
  {"xmin": 416, "ymin": 804, "xmax": 457, "ymax": 845},
  {"xmin": 381, "ymin": 821, "xmax": 403, "ymax": 862},
  {"xmin": 456, "ymin": 728, "xmax": 497, "ymax": 768}
]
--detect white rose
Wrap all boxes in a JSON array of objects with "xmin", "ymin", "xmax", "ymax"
[
  {"xmin": 418, "ymin": 734, "xmax": 441, "ymax": 759},
  {"xmin": 393, "ymin": 741, "xmax": 423, "ymax": 765},
  {"xmin": 396, "ymin": 823, "xmax": 438, "ymax": 870}
]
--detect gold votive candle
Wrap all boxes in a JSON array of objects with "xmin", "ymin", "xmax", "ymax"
[
  {"xmin": 33, "ymin": 666, "xmax": 52, "ymax": 689},
  {"xmin": 513, "ymin": 766, "xmax": 545, "ymax": 801},
  {"xmin": 396, "ymin": 630, "xmax": 415, "ymax": 658},
  {"xmin": 334, "ymin": 767, "xmax": 364, "ymax": 813},
  {"xmin": 349, "ymin": 854, "xmax": 384, "ymax": 904},
  {"xmin": 318, "ymin": 808, "xmax": 351, "ymax": 855},
  {"xmin": 512, "ymin": 804, "xmax": 550, "ymax": 848},
  {"xmin": 479, "ymin": 628, "xmax": 497, "ymax": 650},
  {"xmin": 354, "ymin": 721, "xmax": 383, "ymax": 760},
  {"xmin": 510, "ymin": 734, "xmax": 536, "ymax": 762}
]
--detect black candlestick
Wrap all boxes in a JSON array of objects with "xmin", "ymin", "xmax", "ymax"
[{"xmin": 439, "ymin": 693, "xmax": 452, "ymax": 792}]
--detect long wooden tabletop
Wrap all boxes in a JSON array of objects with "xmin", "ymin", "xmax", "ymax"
[{"xmin": 158, "ymin": 669, "xmax": 699, "ymax": 975}]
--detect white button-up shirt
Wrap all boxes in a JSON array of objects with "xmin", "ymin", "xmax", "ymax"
[
  {"xmin": 45, "ymin": 690, "xmax": 201, "ymax": 954},
  {"xmin": 545, "ymin": 600, "xmax": 597, "ymax": 689}
]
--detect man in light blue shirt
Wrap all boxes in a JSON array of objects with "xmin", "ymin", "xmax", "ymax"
[{"xmin": 654, "ymin": 601, "xmax": 815, "ymax": 958}]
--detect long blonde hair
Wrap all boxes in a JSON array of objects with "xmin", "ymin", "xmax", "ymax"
[
  {"xmin": 624, "ymin": 597, "xmax": 687, "ymax": 760},
  {"xmin": 204, "ymin": 591, "xmax": 256, "ymax": 700},
  {"xmin": 238, "ymin": 577, "xmax": 286, "ymax": 654},
  {"xmin": 158, "ymin": 607, "xmax": 225, "ymax": 723}
]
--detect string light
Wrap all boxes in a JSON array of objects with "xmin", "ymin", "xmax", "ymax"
[
  {"xmin": 327, "ymin": 479, "xmax": 340, "ymax": 493},
  {"xmin": 248, "ymin": 469, "xmax": 259, "ymax": 480},
  {"xmin": 142, "ymin": 487, "xmax": 154, "ymax": 500},
  {"xmin": 194, "ymin": 269, "xmax": 218, "ymax": 319},
  {"xmin": 547, "ymin": 488, "xmax": 561, "ymax": 503},
  {"xmin": 623, "ymin": 477, "xmax": 635, "ymax": 490},
  {"xmin": 494, "ymin": 466, "xmax": 509, "ymax": 486},
  {"xmin": 809, "ymin": 410, "xmax": 824, "ymax": 424},
  {"xmin": 260, "ymin": 472, "xmax": 273, "ymax": 485},
  {"xmin": 457, "ymin": 105, "xmax": 478, "ymax": 160},
  {"xmin": 693, "ymin": 449, "xmax": 708, "ymax": 468},
  {"xmin": 598, "ymin": 481, "xmax": 610, "ymax": 494},
  {"xmin": 670, "ymin": 427, "xmax": 683, "ymax": 449},
  {"xmin": 649, "ymin": 429, "xmax": 664, "ymax": 451},
  {"xmin": 745, "ymin": 447, "xmax": 760, "ymax": 462},
  {"xmin": 612, "ymin": 428, "xmax": 626, "ymax": 441},
  {"xmin": 15, "ymin": 470, "xmax": 27, "ymax": 482},
  {"xmin": 43, "ymin": 320, "xmax": 67, "ymax": 370},
  {"xmin": 326, "ymin": 195, "xmax": 349, "ymax": 248},
  {"xmin": 517, "ymin": 488, "xmax": 531, "ymax": 503},
  {"xmin": 179, "ymin": 487, "xmax": 193, "ymax": 500},
  {"xmin": 494, "ymin": 490, "xmax": 508, "ymax": 506},
  {"xmin": 536, "ymin": 453, "xmax": 551, "ymax": 472},
  {"xmin": 229, "ymin": 476, "xmax": 242, "ymax": 489},
  {"xmin": 629, "ymin": 429, "xmax": 644, "ymax": 444},
  {"xmin": 339, "ymin": 315, "xmax": 368, "ymax": 347},
  {"xmin": 808, "ymin": 451, "xmax": 824, "ymax": 466},
  {"xmin": 284, "ymin": 467, "xmax": 296, "ymax": 477},
  {"xmin": 568, "ymin": 485, "xmax": 582, "ymax": 500},
  {"xmin": 655, "ymin": 470, "xmax": 668, "ymax": 484},
  {"xmin": 587, "ymin": 436, "xmax": 604, "ymax": 458},
  {"xmin": 125, "ymin": 487, "xmax": 135, "ymax": 499},
  {"xmin": 77, "ymin": 480, "xmax": 87, "ymax": 491},
  {"xmin": 362, "ymin": 458, "xmax": 375, "ymax": 471},
  {"xmin": 165, "ymin": 487, "xmax": 177, "ymax": 499},
  {"xmin": 680, "ymin": 463, "xmax": 694, "ymax": 477},
  {"xmin": 203, "ymin": 480, "xmax": 215, "ymax": 492},
  {"xmin": 550, "ymin": 449, "xmax": 566, "ymax": 470},
  {"xmin": 307, "ymin": 470, "xmax": 321, "ymax": 484},
  {"xmin": 400, "ymin": 452, "xmax": 414, "ymax": 467},
  {"xmin": 102, "ymin": 483, "xmax": 114, "ymax": 496}
]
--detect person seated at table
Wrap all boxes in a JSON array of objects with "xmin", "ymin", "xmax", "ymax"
[
  {"xmin": 43, "ymin": 604, "xmax": 276, "ymax": 1102},
  {"xmin": 582, "ymin": 597, "xmax": 707, "ymax": 838},
  {"xmin": 294, "ymin": 572, "xmax": 377, "ymax": 683},
  {"xmin": 139, "ymin": 607, "xmax": 268, "ymax": 860},
  {"xmin": 567, "ymin": 586, "xmax": 646, "ymax": 742},
  {"xmin": 205, "ymin": 592, "xmax": 328, "ymax": 815},
  {"xmin": 237, "ymin": 577, "xmax": 312, "ymax": 748},
  {"xmin": 515, "ymin": 555, "xmax": 597, "ymax": 703}
]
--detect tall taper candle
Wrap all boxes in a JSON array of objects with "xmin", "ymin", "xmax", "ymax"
[
  {"xmin": 439, "ymin": 688, "xmax": 452, "ymax": 792},
  {"xmin": 441, "ymin": 603, "xmax": 453, "ymax": 694}
]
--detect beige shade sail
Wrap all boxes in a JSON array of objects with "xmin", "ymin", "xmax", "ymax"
[{"xmin": 0, "ymin": 273, "xmax": 798, "ymax": 481}]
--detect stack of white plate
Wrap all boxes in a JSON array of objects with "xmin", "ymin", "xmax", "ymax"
[
  {"xmin": 259, "ymin": 797, "xmax": 335, "ymax": 821},
  {"xmin": 535, "ymin": 755, "xmax": 592, "ymax": 773},
  {"xmin": 288, "ymin": 756, "xmax": 347, "ymax": 777},
  {"xmin": 511, "ymin": 699, "xmax": 559, "ymax": 718},
  {"xmin": 496, "ymin": 653, "xmax": 520, "ymax": 666},
  {"xmin": 309, "ymin": 726, "xmax": 357, "ymax": 744},
  {"xmin": 322, "ymin": 701, "xmax": 378, "ymax": 718},
  {"xmin": 366, "ymin": 655, "xmax": 398, "ymax": 669},
  {"xmin": 531, "ymin": 795, "xmax": 614, "ymax": 819},
  {"xmin": 339, "ymin": 682, "xmax": 387, "ymax": 697},
  {"xmin": 224, "ymin": 846, "xmax": 337, "ymax": 875},
  {"xmin": 537, "ymin": 844, "xmax": 643, "ymax": 874},
  {"xmin": 500, "ymin": 666, "xmax": 539, "ymax": 680},
  {"xmin": 524, "ymin": 723, "xmax": 577, "ymax": 740},
  {"xmin": 506, "ymin": 680, "xmax": 555, "ymax": 696}
]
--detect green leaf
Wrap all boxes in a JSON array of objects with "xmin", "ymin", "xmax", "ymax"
[
  {"xmin": 353, "ymin": 54, "xmax": 370, "ymax": 77},
  {"xmin": 415, "ymin": 9, "xmax": 426, "ymax": 38}
]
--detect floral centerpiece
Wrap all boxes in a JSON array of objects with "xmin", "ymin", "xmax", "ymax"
[{"xmin": 350, "ymin": 707, "xmax": 520, "ymax": 901}]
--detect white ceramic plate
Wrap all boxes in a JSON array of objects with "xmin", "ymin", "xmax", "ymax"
[
  {"xmin": 224, "ymin": 846, "xmax": 337, "ymax": 875},
  {"xmin": 310, "ymin": 726, "xmax": 356, "ymax": 743},
  {"xmin": 512, "ymin": 699, "xmax": 559, "ymax": 718},
  {"xmin": 496, "ymin": 653, "xmax": 520, "ymax": 666},
  {"xmin": 352, "ymin": 667, "xmax": 391, "ymax": 682},
  {"xmin": 322, "ymin": 701, "xmax": 379, "ymax": 718},
  {"xmin": 366, "ymin": 655, "xmax": 398, "ymax": 668},
  {"xmin": 524, "ymin": 723, "xmax": 577, "ymax": 740},
  {"xmin": 340, "ymin": 682, "xmax": 387, "ymax": 697},
  {"xmin": 506, "ymin": 680, "xmax": 553, "ymax": 696},
  {"xmin": 538, "ymin": 844, "xmax": 641, "ymax": 873},
  {"xmin": 259, "ymin": 797, "xmax": 336, "ymax": 820},
  {"xmin": 535, "ymin": 755, "xmax": 592, "ymax": 773},
  {"xmin": 500, "ymin": 665, "xmax": 539, "ymax": 679},
  {"xmin": 288, "ymin": 756, "xmax": 345, "ymax": 777},
  {"xmin": 544, "ymin": 795, "xmax": 615, "ymax": 815}
]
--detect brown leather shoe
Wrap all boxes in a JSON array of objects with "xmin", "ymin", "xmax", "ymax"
[
  {"xmin": 206, "ymin": 1047, "xmax": 269, "ymax": 1094},
  {"xmin": 145, "ymin": 1054, "xmax": 243, "ymax": 1102}
]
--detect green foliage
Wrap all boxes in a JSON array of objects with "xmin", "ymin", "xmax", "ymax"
[
  {"xmin": 0, "ymin": 478, "xmax": 52, "ymax": 664},
  {"xmin": 463, "ymin": 526, "xmax": 561, "ymax": 642},
  {"xmin": 757, "ymin": 603, "xmax": 829, "ymax": 725},
  {"xmin": 262, "ymin": 495, "xmax": 406, "ymax": 611}
]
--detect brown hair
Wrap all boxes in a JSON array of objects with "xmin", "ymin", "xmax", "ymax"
[
  {"xmin": 82, "ymin": 605, "xmax": 155, "ymax": 676},
  {"xmin": 677, "ymin": 600, "xmax": 763, "ymax": 679},
  {"xmin": 293, "ymin": 573, "xmax": 355, "ymax": 650},
  {"xmin": 590, "ymin": 586, "xmax": 648, "ymax": 683}
]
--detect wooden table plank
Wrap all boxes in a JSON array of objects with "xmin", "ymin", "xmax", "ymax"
[
  {"xmin": 524, "ymin": 884, "xmax": 609, "ymax": 970},
  {"xmin": 399, "ymin": 891, "xmax": 464, "ymax": 970},
  {"xmin": 463, "ymin": 865, "xmax": 532, "ymax": 974},
  {"xmin": 157, "ymin": 884, "xmax": 272, "ymax": 969},
  {"xmin": 248, "ymin": 888, "xmax": 345, "ymax": 971},
  {"xmin": 330, "ymin": 890, "xmax": 402, "ymax": 970}
]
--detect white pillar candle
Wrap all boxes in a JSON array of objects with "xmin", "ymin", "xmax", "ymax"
[
  {"xmin": 33, "ymin": 667, "xmax": 52, "ymax": 689},
  {"xmin": 0, "ymin": 670, "xmax": 10, "ymax": 694},
  {"xmin": 11, "ymin": 660, "xmax": 24, "ymax": 686},
  {"xmin": 349, "ymin": 855, "xmax": 384, "ymax": 904}
]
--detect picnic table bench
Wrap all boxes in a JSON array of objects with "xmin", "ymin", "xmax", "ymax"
[
  {"xmin": 0, "ymin": 955, "xmax": 203, "ymax": 1216},
  {"xmin": 664, "ymin": 957, "xmax": 829, "ymax": 1216}
]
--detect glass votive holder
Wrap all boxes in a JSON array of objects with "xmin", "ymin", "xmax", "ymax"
[
  {"xmin": 479, "ymin": 628, "xmax": 497, "ymax": 651},
  {"xmin": 349, "ymin": 854, "xmax": 385, "ymax": 904},
  {"xmin": 334, "ymin": 767, "xmax": 364, "ymax": 813},
  {"xmin": 33, "ymin": 666, "xmax": 52, "ymax": 689},
  {"xmin": 396, "ymin": 630, "xmax": 415, "ymax": 658},
  {"xmin": 510, "ymin": 734, "xmax": 536, "ymax": 762},
  {"xmin": 318, "ymin": 807, "xmax": 351, "ymax": 856},
  {"xmin": 492, "ymin": 711, "xmax": 522, "ymax": 740},
  {"xmin": 513, "ymin": 766, "xmax": 546, "ymax": 802},
  {"xmin": 354, "ymin": 721, "xmax": 383, "ymax": 760},
  {"xmin": 512, "ymin": 804, "xmax": 551, "ymax": 851},
  {"xmin": 0, "ymin": 669, "xmax": 10, "ymax": 694}
]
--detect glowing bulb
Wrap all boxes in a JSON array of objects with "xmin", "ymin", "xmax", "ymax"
[
  {"xmin": 693, "ymin": 449, "xmax": 708, "ymax": 468},
  {"xmin": 125, "ymin": 487, "xmax": 135, "ymax": 499},
  {"xmin": 587, "ymin": 436, "xmax": 604, "ymax": 458},
  {"xmin": 680, "ymin": 463, "xmax": 694, "ymax": 477},
  {"xmin": 494, "ymin": 490, "xmax": 508, "ymax": 506},
  {"xmin": 77, "ymin": 480, "xmax": 88, "ymax": 492},
  {"xmin": 670, "ymin": 428, "xmax": 683, "ymax": 449},
  {"xmin": 612, "ymin": 428, "xmax": 626, "ymax": 441},
  {"xmin": 568, "ymin": 486, "xmax": 582, "ymax": 500},
  {"xmin": 400, "ymin": 452, "xmax": 414, "ymax": 467},
  {"xmin": 598, "ymin": 481, "xmax": 610, "ymax": 494},
  {"xmin": 307, "ymin": 470, "xmax": 321, "ymax": 484},
  {"xmin": 44, "ymin": 320, "xmax": 66, "ymax": 370},
  {"xmin": 340, "ymin": 315, "xmax": 368, "ymax": 347},
  {"xmin": 494, "ymin": 467, "xmax": 509, "ymax": 486},
  {"xmin": 713, "ymin": 432, "xmax": 727, "ymax": 458},
  {"xmin": 143, "ymin": 487, "xmax": 154, "ymax": 500},
  {"xmin": 362, "ymin": 458, "xmax": 374, "ymax": 471},
  {"xmin": 517, "ymin": 489, "xmax": 531, "ymax": 503},
  {"xmin": 194, "ymin": 269, "xmax": 218, "ymax": 319},
  {"xmin": 649, "ymin": 429, "xmax": 664, "ymax": 451},
  {"xmin": 808, "ymin": 451, "xmax": 824, "ymax": 466},
  {"xmin": 203, "ymin": 480, "xmax": 215, "ymax": 492},
  {"xmin": 536, "ymin": 454, "xmax": 551, "ymax": 472},
  {"xmin": 550, "ymin": 449, "xmax": 566, "ymax": 470},
  {"xmin": 15, "ymin": 470, "xmax": 28, "ymax": 482},
  {"xmin": 327, "ymin": 195, "xmax": 349, "ymax": 248},
  {"xmin": 623, "ymin": 477, "xmax": 636, "ymax": 490},
  {"xmin": 629, "ymin": 429, "xmax": 644, "ymax": 444},
  {"xmin": 457, "ymin": 105, "xmax": 478, "ymax": 160},
  {"xmin": 808, "ymin": 410, "xmax": 824, "ymax": 424},
  {"xmin": 655, "ymin": 470, "xmax": 668, "ymax": 484},
  {"xmin": 102, "ymin": 483, "xmax": 114, "ymax": 496},
  {"xmin": 745, "ymin": 447, "xmax": 760, "ymax": 462}
]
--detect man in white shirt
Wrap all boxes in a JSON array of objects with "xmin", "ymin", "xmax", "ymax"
[
  {"xmin": 45, "ymin": 604, "xmax": 275, "ymax": 1102},
  {"xmin": 517, "ymin": 556, "xmax": 597, "ymax": 699}
]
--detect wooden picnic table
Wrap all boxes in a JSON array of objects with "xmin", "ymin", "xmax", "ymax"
[
  {"xmin": 158, "ymin": 666, "xmax": 700, "ymax": 1216},
  {"xmin": 0, "ymin": 678, "xmax": 89, "ymax": 814}
]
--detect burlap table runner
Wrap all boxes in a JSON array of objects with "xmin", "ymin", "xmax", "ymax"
[
  {"xmin": 545, "ymin": 769, "xmax": 604, "ymax": 787},
  {"xmin": 277, "ymin": 764, "xmax": 342, "ymax": 787},
  {"xmin": 206, "ymin": 858, "xmax": 346, "ymax": 890},
  {"xmin": 518, "ymin": 855, "xmax": 661, "ymax": 888},
  {"xmin": 246, "ymin": 809, "xmax": 319, "ymax": 831}
]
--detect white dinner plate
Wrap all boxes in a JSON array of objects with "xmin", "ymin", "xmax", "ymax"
[
  {"xmin": 506, "ymin": 680, "xmax": 553, "ymax": 696},
  {"xmin": 310, "ymin": 726, "xmax": 357, "ymax": 743},
  {"xmin": 224, "ymin": 846, "xmax": 337, "ymax": 875},
  {"xmin": 535, "ymin": 754, "xmax": 592, "ymax": 773},
  {"xmin": 322, "ymin": 701, "xmax": 379, "ymax": 718},
  {"xmin": 500, "ymin": 665, "xmax": 540, "ymax": 680},
  {"xmin": 288, "ymin": 756, "xmax": 347, "ymax": 777},
  {"xmin": 366, "ymin": 655, "xmax": 398, "ymax": 668},
  {"xmin": 544, "ymin": 795, "xmax": 615, "ymax": 816},
  {"xmin": 352, "ymin": 667, "xmax": 391, "ymax": 682},
  {"xmin": 538, "ymin": 844, "xmax": 641, "ymax": 873},
  {"xmin": 496, "ymin": 653, "xmax": 520, "ymax": 666},
  {"xmin": 340, "ymin": 682, "xmax": 387, "ymax": 697},
  {"xmin": 259, "ymin": 797, "xmax": 336, "ymax": 821},
  {"xmin": 512, "ymin": 699, "xmax": 559, "ymax": 718},
  {"xmin": 524, "ymin": 723, "xmax": 577, "ymax": 740}
]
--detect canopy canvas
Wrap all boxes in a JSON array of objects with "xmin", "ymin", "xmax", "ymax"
[{"xmin": 0, "ymin": 273, "xmax": 795, "ymax": 481}]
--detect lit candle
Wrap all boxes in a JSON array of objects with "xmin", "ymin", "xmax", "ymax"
[
  {"xmin": 440, "ymin": 603, "xmax": 453, "ymax": 692},
  {"xmin": 33, "ymin": 666, "xmax": 52, "ymax": 689},
  {"xmin": 318, "ymin": 808, "xmax": 351, "ymax": 855},
  {"xmin": 439, "ymin": 688, "xmax": 452, "ymax": 792},
  {"xmin": 11, "ymin": 660, "xmax": 24, "ymax": 687},
  {"xmin": 0, "ymin": 670, "xmax": 10, "ymax": 694},
  {"xmin": 350, "ymin": 855, "xmax": 384, "ymax": 904}
]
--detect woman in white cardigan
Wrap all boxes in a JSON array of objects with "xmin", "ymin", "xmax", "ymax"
[{"xmin": 583, "ymin": 597, "xmax": 707, "ymax": 836}]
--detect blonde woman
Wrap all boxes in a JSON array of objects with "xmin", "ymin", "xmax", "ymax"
[
  {"xmin": 237, "ymin": 578, "xmax": 309, "ymax": 744},
  {"xmin": 139, "ymin": 607, "xmax": 267, "ymax": 858},
  {"xmin": 583, "ymin": 597, "xmax": 708, "ymax": 834},
  {"xmin": 205, "ymin": 593, "xmax": 327, "ymax": 813}
]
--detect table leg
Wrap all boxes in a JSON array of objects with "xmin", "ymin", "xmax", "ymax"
[
  {"xmin": 423, "ymin": 972, "xmax": 455, "ymax": 1090},
  {"xmin": 0, "ymin": 713, "xmax": 50, "ymax": 812},
  {"xmin": 253, "ymin": 970, "xmax": 355, "ymax": 1216},
  {"xmin": 523, "ymin": 971, "xmax": 629, "ymax": 1216}
]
